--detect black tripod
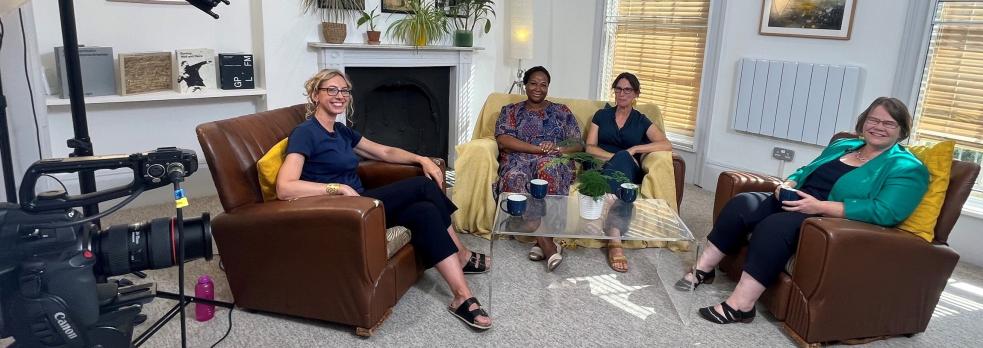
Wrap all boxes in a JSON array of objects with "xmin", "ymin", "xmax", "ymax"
[{"xmin": 132, "ymin": 174, "xmax": 234, "ymax": 348}]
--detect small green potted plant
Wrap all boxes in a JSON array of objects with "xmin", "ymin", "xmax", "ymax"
[
  {"xmin": 301, "ymin": 0, "xmax": 361, "ymax": 44},
  {"xmin": 386, "ymin": 0, "xmax": 448, "ymax": 47},
  {"xmin": 448, "ymin": 0, "xmax": 496, "ymax": 47},
  {"xmin": 548, "ymin": 152, "xmax": 629, "ymax": 220},
  {"xmin": 357, "ymin": 6, "xmax": 382, "ymax": 45}
]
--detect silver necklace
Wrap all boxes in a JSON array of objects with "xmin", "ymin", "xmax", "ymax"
[{"xmin": 854, "ymin": 150, "xmax": 869, "ymax": 162}]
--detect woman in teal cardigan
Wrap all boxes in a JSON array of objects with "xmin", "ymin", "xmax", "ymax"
[{"xmin": 678, "ymin": 97, "xmax": 929, "ymax": 324}]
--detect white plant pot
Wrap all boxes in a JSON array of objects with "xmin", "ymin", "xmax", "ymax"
[{"xmin": 579, "ymin": 193, "xmax": 604, "ymax": 220}]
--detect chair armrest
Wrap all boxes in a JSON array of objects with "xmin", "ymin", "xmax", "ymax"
[
  {"xmin": 451, "ymin": 138, "xmax": 500, "ymax": 234},
  {"xmin": 712, "ymin": 171, "xmax": 783, "ymax": 221},
  {"xmin": 790, "ymin": 217, "xmax": 959, "ymax": 322},
  {"xmin": 357, "ymin": 158, "xmax": 446, "ymax": 192},
  {"xmin": 212, "ymin": 195, "xmax": 389, "ymax": 306},
  {"xmin": 672, "ymin": 153, "xmax": 686, "ymax": 207}
]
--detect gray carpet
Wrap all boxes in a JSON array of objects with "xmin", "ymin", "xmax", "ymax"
[{"xmin": 5, "ymin": 185, "xmax": 982, "ymax": 347}]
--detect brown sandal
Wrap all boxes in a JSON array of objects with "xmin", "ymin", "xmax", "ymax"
[{"xmin": 607, "ymin": 246, "xmax": 628, "ymax": 273}]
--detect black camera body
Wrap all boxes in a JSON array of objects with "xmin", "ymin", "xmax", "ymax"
[{"xmin": 0, "ymin": 147, "xmax": 212, "ymax": 347}]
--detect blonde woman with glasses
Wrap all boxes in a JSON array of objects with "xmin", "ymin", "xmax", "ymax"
[{"xmin": 276, "ymin": 69, "xmax": 492, "ymax": 330}]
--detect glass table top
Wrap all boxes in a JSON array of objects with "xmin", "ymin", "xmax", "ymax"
[{"xmin": 491, "ymin": 193, "xmax": 695, "ymax": 242}]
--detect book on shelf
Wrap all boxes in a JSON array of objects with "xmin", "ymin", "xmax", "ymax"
[
  {"xmin": 118, "ymin": 52, "xmax": 173, "ymax": 95},
  {"xmin": 218, "ymin": 53, "xmax": 255, "ymax": 90},
  {"xmin": 54, "ymin": 46, "xmax": 116, "ymax": 98},
  {"xmin": 174, "ymin": 48, "xmax": 216, "ymax": 93}
]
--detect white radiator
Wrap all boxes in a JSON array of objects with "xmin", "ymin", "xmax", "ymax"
[{"xmin": 732, "ymin": 58, "xmax": 862, "ymax": 146}]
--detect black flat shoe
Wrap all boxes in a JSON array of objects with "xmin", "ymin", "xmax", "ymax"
[
  {"xmin": 698, "ymin": 301, "xmax": 755, "ymax": 324},
  {"xmin": 674, "ymin": 268, "xmax": 715, "ymax": 291}
]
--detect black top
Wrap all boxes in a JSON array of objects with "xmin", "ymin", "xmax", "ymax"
[
  {"xmin": 591, "ymin": 106, "xmax": 654, "ymax": 153},
  {"xmin": 798, "ymin": 159, "xmax": 858, "ymax": 201}
]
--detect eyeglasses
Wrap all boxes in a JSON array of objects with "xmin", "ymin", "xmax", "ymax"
[
  {"xmin": 318, "ymin": 87, "xmax": 352, "ymax": 97},
  {"xmin": 865, "ymin": 117, "xmax": 899, "ymax": 130},
  {"xmin": 612, "ymin": 87, "xmax": 637, "ymax": 95}
]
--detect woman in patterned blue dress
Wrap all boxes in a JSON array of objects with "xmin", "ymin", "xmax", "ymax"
[{"xmin": 494, "ymin": 66, "xmax": 582, "ymax": 271}]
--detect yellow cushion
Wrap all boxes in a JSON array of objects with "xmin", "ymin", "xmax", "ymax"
[
  {"xmin": 897, "ymin": 141, "xmax": 955, "ymax": 242},
  {"xmin": 257, "ymin": 138, "xmax": 289, "ymax": 202}
]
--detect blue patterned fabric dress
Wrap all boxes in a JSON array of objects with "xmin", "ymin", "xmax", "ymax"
[{"xmin": 493, "ymin": 101, "xmax": 582, "ymax": 196}]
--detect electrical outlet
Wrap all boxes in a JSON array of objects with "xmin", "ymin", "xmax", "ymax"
[{"xmin": 772, "ymin": 147, "xmax": 795, "ymax": 162}]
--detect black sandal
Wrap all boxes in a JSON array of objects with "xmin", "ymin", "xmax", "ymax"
[
  {"xmin": 698, "ymin": 301, "xmax": 755, "ymax": 324},
  {"xmin": 674, "ymin": 268, "xmax": 715, "ymax": 291},
  {"xmin": 447, "ymin": 297, "xmax": 492, "ymax": 330},
  {"xmin": 462, "ymin": 252, "xmax": 490, "ymax": 274}
]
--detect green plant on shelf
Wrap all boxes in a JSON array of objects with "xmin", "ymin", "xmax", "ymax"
[{"xmin": 357, "ymin": 6, "xmax": 380, "ymax": 31}]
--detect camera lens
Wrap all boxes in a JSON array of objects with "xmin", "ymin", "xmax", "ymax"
[{"xmin": 91, "ymin": 213, "xmax": 212, "ymax": 277}]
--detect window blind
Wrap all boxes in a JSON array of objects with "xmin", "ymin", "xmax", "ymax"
[
  {"xmin": 600, "ymin": 0, "xmax": 711, "ymax": 141},
  {"xmin": 915, "ymin": 1, "xmax": 983, "ymax": 152},
  {"xmin": 913, "ymin": 0, "xmax": 983, "ymax": 195}
]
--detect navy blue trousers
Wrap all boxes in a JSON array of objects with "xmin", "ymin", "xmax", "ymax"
[
  {"xmin": 603, "ymin": 150, "xmax": 643, "ymax": 193},
  {"xmin": 363, "ymin": 176, "xmax": 458, "ymax": 269},
  {"xmin": 707, "ymin": 192, "xmax": 816, "ymax": 286}
]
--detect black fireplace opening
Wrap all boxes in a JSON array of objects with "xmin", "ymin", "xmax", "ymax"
[{"xmin": 347, "ymin": 67, "xmax": 450, "ymax": 162}]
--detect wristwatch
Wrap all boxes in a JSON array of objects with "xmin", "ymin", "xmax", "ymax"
[{"xmin": 325, "ymin": 183, "xmax": 340, "ymax": 195}]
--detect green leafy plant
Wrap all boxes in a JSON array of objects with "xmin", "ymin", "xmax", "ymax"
[
  {"xmin": 548, "ymin": 152, "xmax": 630, "ymax": 200},
  {"xmin": 448, "ymin": 0, "xmax": 496, "ymax": 33},
  {"xmin": 357, "ymin": 6, "xmax": 380, "ymax": 31},
  {"xmin": 386, "ymin": 0, "xmax": 449, "ymax": 46},
  {"xmin": 301, "ymin": 0, "xmax": 361, "ymax": 23}
]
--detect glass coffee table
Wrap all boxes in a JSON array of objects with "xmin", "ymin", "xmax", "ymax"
[{"xmin": 488, "ymin": 193, "xmax": 701, "ymax": 324}]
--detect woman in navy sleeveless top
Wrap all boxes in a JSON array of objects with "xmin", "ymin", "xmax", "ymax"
[
  {"xmin": 585, "ymin": 72, "xmax": 673, "ymax": 273},
  {"xmin": 276, "ymin": 69, "xmax": 491, "ymax": 330}
]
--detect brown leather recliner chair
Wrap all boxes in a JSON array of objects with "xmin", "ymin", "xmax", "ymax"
[
  {"xmin": 714, "ymin": 132, "xmax": 980, "ymax": 346},
  {"xmin": 196, "ymin": 104, "xmax": 443, "ymax": 336}
]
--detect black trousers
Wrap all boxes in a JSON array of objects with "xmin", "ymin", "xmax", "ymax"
[
  {"xmin": 363, "ymin": 176, "xmax": 458, "ymax": 269},
  {"xmin": 707, "ymin": 192, "xmax": 816, "ymax": 286}
]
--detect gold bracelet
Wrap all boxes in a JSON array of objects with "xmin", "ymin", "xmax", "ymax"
[{"xmin": 325, "ymin": 183, "xmax": 340, "ymax": 195}]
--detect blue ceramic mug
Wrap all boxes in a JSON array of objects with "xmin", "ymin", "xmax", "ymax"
[
  {"xmin": 499, "ymin": 194, "xmax": 528, "ymax": 216},
  {"xmin": 526, "ymin": 179, "xmax": 548, "ymax": 199},
  {"xmin": 618, "ymin": 183, "xmax": 639, "ymax": 203}
]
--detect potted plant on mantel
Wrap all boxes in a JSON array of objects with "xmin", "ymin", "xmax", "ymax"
[
  {"xmin": 387, "ymin": 0, "xmax": 448, "ymax": 47},
  {"xmin": 301, "ymin": 0, "xmax": 361, "ymax": 44},
  {"xmin": 549, "ymin": 152, "xmax": 629, "ymax": 220},
  {"xmin": 448, "ymin": 0, "xmax": 496, "ymax": 47},
  {"xmin": 357, "ymin": 6, "xmax": 382, "ymax": 45}
]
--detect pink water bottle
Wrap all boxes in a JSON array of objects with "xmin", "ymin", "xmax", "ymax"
[{"xmin": 195, "ymin": 275, "xmax": 215, "ymax": 322}]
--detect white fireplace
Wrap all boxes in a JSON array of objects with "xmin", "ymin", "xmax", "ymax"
[{"xmin": 308, "ymin": 43, "xmax": 482, "ymax": 166}]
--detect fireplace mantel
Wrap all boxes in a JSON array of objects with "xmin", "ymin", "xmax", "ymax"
[{"xmin": 309, "ymin": 43, "xmax": 483, "ymax": 165}]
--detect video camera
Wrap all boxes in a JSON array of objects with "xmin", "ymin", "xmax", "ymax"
[{"xmin": 0, "ymin": 147, "xmax": 212, "ymax": 347}]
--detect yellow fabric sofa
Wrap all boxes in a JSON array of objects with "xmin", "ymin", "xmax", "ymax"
[{"xmin": 452, "ymin": 93, "xmax": 685, "ymax": 246}]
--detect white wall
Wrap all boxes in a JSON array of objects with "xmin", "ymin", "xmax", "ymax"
[
  {"xmin": 699, "ymin": 0, "xmax": 910, "ymax": 187},
  {"xmin": 1, "ymin": 3, "xmax": 48, "ymax": 201}
]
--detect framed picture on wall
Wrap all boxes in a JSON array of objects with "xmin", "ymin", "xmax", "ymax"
[
  {"xmin": 759, "ymin": 0, "xmax": 857, "ymax": 40},
  {"xmin": 382, "ymin": 0, "xmax": 413, "ymax": 14}
]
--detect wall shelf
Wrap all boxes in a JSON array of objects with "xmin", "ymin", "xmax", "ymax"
[{"xmin": 45, "ymin": 88, "xmax": 267, "ymax": 106}]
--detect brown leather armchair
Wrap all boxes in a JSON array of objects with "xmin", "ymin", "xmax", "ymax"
[
  {"xmin": 713, "ymin": 132, "xmax": 981, "ymax": 346},
  {"xmin": 196, "ymin": 104, "xmax": 443, "ymax": 336}
]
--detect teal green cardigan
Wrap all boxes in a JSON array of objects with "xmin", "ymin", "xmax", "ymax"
[{"xmin": 785, "ymin": 138, "xmax": 929, "ymax": 227}]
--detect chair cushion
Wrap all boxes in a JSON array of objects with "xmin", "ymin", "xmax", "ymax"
[
  {"xmin": 386, "ymin": 226, "xmax": 412, "ymax": 259},
  {"xmin": 897, "ymin": 141, "xmax": 955, "ymax": 242},
  {"xmin": 256, "ymin": 138, "xmax": 289, "ymax": 202}
]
